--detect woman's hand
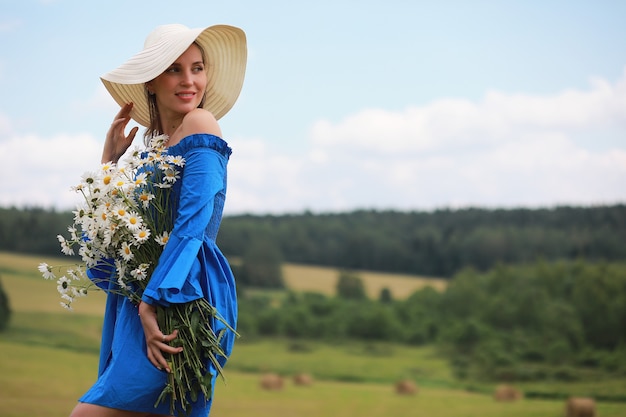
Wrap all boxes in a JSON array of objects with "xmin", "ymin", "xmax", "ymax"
[
  {"xmin": 138, "ymin": 301, "xmax": 183, "ymax": 373},
  {"xmin": 102, "ymin": 102, "xmax": 139, "ymax": 164}
]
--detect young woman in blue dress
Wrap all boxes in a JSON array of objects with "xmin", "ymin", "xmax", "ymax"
[{"xmin": 69, "ymin": 23, "xmax": 247, "ymax": 417}]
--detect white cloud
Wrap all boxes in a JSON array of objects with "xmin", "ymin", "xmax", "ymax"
[
  {"xmin": 226, "ymin": 138, "xmax": 311, "ymax": 213},
  {"xmin": 2, "ymin": 69, "xmax": 626, "ymax": 215},
  {"xmin": 310, "ymin": 68, "xmax": 626, "ymax": 155},
  {"xmin": 0, "ymin": 132, "xmax": 102, "ymax": 209},
  {"xmin": 300, "ymin": 68, "xmax": 626, "ymax": 211}
]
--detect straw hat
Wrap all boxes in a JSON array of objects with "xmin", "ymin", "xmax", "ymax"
[{"xmin": 101, "ymin": 24, "xmax": 247, "ymax": 126}]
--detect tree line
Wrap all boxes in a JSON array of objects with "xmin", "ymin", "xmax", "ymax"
[
  {"xmin": 1, "ymin": 204, "xmax": 625, "ymax": 278},
  {"xmin": 218, "ymin": 204, "xmax": 626, "ymax": 277}
]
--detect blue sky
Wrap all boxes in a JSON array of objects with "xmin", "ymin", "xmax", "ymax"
[{"xmin": 1, "ymin": 0, "xmax": 625, "ymax": 214}]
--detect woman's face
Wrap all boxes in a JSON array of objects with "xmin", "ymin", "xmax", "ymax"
[{"xmin": 148, "ymin": 43, "xmax": 208, "ymax": 122}]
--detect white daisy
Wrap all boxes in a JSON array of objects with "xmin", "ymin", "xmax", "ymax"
[
  {"xmin": 124, "ymin": 212, "xmax": 143, "ymax": 231},
  {"xmin": 101, "ymin": 173, "xmax": 114, "ymax": 187},
  {"xmin": 60, "ymin": 301, "xmax": 73, "ymax": 311},
  {"xmin": 67, "ymin": 226, "xmax": 78, "ymax": 241},
  {"xmin": 112, "ymin": 205, "xmax": 129, "ymax": 219},
  {"xmin": 73, "ymin": 287, "xmax": 88, "ymax": 297},
  {"xmin": 38, "ymin": 263, "xmax": 55, "ymax": 280},
  {"xmin": 72, "ymin": 207, "xmax": 87, "ymax": 223},
  {"xmin": 114, "ymin": 259, "xmax": 126, "ymax": 281},
  {"xmin": 117, "ymin": 275, "xmax": 132, "ymax": 291},
  {"xmin": 57, "ymin": 235, "xmax": 75, "ymax": 256},
  {"xmin": 126, "ymin": 146, "xmax": 143, "ymax": 161},
  {"xmin": 66, "ymin": 268, "xmax": 81, "ymax": 281},
  {"xmin": 148, "ymin": 151, "xmax": 166, "ymax": 164},
  {"xmin": 57, "ymin": 276, "xmax": 71, "ymax": 294},
  {"xmin": 155, "ymin": 231, "xmax": 170, "ymax": 246},
  {"xmin": 162, "ymin": 167, "xmax": 180, "ymax": 183},
  {"xmin": 118, "ymin": 241, "xmax": 134, "ymax": 261},
  {"xmin": 134, "ymin": 227, "xmax": 151, "ymax": 244},
  {"xmin": 102, "ymin": 222, "xmax": 122, "ymax": 248},
  {"xmin": 131, "ymin": 263, "xmax": 150, "ymax": 281},
  {"xmin": 100, "ymin": 162, "xmax": 115, "ymax": 172},
  {"xmin": 133, "ymin": 172, "xmax": 148, "ymax": 187},
  {"xmin": 150, "ymin": 135, "xmax": 169, "ymax": 149},
  {"xmin": 137, "ymin": 191, "xmax": 155, "ymax": 208},
  {"xmin": 94, "ymin": 203, "xmax": 110, "ymax": 220},
  {"xmin": 80, "ymin": 171, "xmax": 98, "ymax": 185},
  {"xmin": 166, "ymin": 154, "xmax": 185, "ymax": 167},
  {"xmin": 112, "ymin": 176, "xmax": 128, "ymax": 190}
]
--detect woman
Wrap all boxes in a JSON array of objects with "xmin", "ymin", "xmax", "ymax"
[{"xmin": 70, "ymin": 23, "xmax": 247, "ymax": 417}]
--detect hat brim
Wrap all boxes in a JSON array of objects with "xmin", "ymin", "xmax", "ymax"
[{"xmin": 101, "ymin": 24, "xmax": 247, "ymax": 126}]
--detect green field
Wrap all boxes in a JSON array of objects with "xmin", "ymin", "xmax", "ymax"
[{"xmin": 1, "ymin": 251, "xmax": 625, "ymax": 417}]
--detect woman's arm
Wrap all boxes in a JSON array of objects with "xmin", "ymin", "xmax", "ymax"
[
  {"xmin": 139, "ymin": 140, "xmax": 228, "ymax": 370},
  {"xmin": 141, "ymin": 144, "xmax": 227, "ymax": 305}
]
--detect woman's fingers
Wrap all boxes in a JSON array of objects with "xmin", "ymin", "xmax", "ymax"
[
  {"xmin": 116, "ymin": 102, "xmax": 134, "ymax": 118},
  {"xmin": 127, "ymin": 125, "xmax": 139, "ymax": 142},
  {"xmin": 162, "ymin": 329, "xmax": 179, "ymax": 344},
  {"xmin": 148, "ymin": 332, "xmax": 183, "ymax": 372},
  {"xmin": 138, "ymin": 303, "xmax": 183, "ymax": 372}
]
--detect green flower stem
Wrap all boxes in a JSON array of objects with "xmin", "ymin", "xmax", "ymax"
[{"xmin": 154, "ymin": 299, "xmax": 237, "ymax": 417}]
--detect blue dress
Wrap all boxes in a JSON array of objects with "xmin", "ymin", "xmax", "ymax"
[{"xmin": 80, "ymin": 134, "xmax": 238, "ymax": 416}]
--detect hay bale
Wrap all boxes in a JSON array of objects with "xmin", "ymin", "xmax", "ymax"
[
  {"xmin": 493, "ymin": 384, "xmax": 522, "ymax": 402},
  {"xmin": 395, "ymin": 379, "xmax": 418, "ymax": 395},
  {"xmin": 566, "ymin": 397, "xmax": 596, "ymax": 417},
  {"xmin": 259, "ymin": 373, "xmax": 284, "ymax": 390},
  {"xmin": 293, "ymin": 372, "xmax": 314, "ymax": 386}
]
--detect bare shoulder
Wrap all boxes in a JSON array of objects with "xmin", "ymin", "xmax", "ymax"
[{"xmin": 180, "ymin": 108, "xmax": 222, "ymax": 138}]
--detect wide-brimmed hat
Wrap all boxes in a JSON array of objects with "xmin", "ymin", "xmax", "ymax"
[{"xmin": 101, "ymin": 23, "xmax": 247, "ymax": 126}]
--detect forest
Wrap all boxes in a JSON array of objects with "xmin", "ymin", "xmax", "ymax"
[{"xmin": 1, "ymin": 204, "xmax": 625, "ymax": 277}]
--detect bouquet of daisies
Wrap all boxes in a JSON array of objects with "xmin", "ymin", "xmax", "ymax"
[{"xmin": 39, "ymin": 135, "xmax": 234, "ymax": 416}]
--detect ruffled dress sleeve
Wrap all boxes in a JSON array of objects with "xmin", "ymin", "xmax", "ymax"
[{"xmin": 141, "ymin": 134, "xmax": 232, "ymax": 306}]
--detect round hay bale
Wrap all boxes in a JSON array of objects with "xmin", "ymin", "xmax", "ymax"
[
  {"xmin": 293, "ymin": 372, "xmax": 314, "ymax": 386},
  {"xmin": 395, "ymin": 379, "xmax": 418, "ymax": 395},
  {"xmin": 566, "ymin": 397, "xmax": 596, "ymax": 417},
  {"xmin": 259, "ymin": 373, "xmax": 284, "ymax": 391},
  {"xmin": 493, "ymin": 384, "xmax": 522, "ymax": 402}
]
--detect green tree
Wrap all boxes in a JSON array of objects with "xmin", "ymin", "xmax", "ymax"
[
  {"xmin": 379, "ymin": 287, "xmax": 393, "ymax": 303},
  {"xmin": 336, "ymin": 270, "xmax": 366, "ymax": 300},
  {"xmin": 570, "ymin": 262, "xmax": 626, "ymax": 350},
  {"xmin": 0, "ymin": 275, "xmax": 11, "ymax": 332},
  {"xmin": 238, "ymin": 238, "xmax": 284, "ymax": 288},
  {"xmin": 396, "ymin": 286, "xmax": 441, "ymax": 345},
  {"xmin": 344, "ymin": 301, "xmax": 401, "ymax": 341}
]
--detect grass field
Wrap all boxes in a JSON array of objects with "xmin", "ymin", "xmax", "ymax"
[
  {"xmin": 282, "ymin": 263, "xmax": 447, "ymax": 299},
  {"xmin": 1, "ymin": 251, "xmax": 625, "ymax": 417}
]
